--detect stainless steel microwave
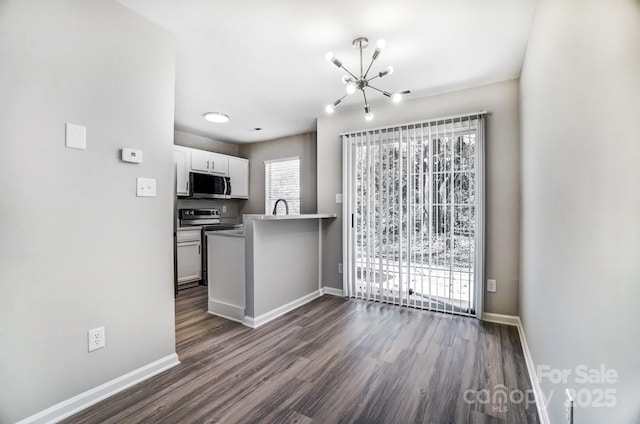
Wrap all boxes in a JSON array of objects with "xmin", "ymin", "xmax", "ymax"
[{"xmin": 188, "ymin": 172, "xmax": 231, "ymax": 199}]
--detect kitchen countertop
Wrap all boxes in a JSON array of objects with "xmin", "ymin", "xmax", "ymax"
[
  {"xmin": 205, "ymin": 229, "xmax": 245, "ymax": 238},
  {"xmin": 243, "ymin": 213, "xmax": 336, "ymax": 221}
]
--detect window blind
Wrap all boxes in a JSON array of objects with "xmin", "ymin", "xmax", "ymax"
[
  {"xmin": 265, "ymin": 157, "xmax": 301, "ymax": 214},
  {"xmin": 342, "ymin": 112, "xmax": 486, "ymax": 318}
]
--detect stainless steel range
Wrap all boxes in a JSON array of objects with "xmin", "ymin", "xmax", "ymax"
[
  {"xmin": 179, "ymin": 208, "xmax": 242, "ymax": 286},
  {"xmin": 179, "ymin": 208, "xmax": 221, "ymax": 226}
]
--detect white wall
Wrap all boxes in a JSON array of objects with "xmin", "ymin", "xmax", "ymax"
[
  {"xmin": 520, "ymin": 1, "xmax": 640, "ymax": 422},
  {"xmin": 239, "ymin": 132, "xmax": 317, "ymax": 215},
  {"xmin": 0, "ymin": 1, "xmax": 176, "ymax": 422},
  {"xmin": 317, "ymin": 80, "xmax": 521, "ymax": 315}
]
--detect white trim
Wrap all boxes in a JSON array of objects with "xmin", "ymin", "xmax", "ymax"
[
  {"xmin": 208, "ymin": 299, "xmax": 245, "ymax": 323},
  {"xmin": 516, "ymin": 316, "xmax": 550, "ymax": 424},
  {"xmin": 481, "ymin": 313, "xmax": 550, "ymax": 424},
  {"xmin": 263, "ymin": 156, "xmax": 300, "ymax": 164},
  {"xmin": 318, "ymin": 220, "xmax": 323, "ymax": 292},
  {"xmin": 339, "ymin": 111, "xmax": 488, "ymax": 136},
  {"xmin": 16, "ymin": 353, "xmax": 180, "ymax": 424},
  {"xmin": 322, "ymin": 287, "xmax": 344, "ymax": 297},
  {"xmin": 342, "ymin": 135, "xmax": 349, "ymax": 298},
  {"xmin": 482, "ymin": 312, "xmax": 520, "ymax": 327},
  {"xmin": 243, "ymin": 290, "xmax": 322, "ymax": 328}
]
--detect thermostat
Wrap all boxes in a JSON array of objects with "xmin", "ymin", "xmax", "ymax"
[{"xmin": 122, "ymin": 148, "xmax": 143, "ymax": 164}]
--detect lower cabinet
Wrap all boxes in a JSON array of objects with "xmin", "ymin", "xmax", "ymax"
[{"xmin": 177, "ymin": 230, "xmax": 201, "ymax": 285}]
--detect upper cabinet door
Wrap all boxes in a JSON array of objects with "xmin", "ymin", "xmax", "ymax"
[
  {"xmin": 209, "ymin": 152, "xmax": 229, "ymax": 176},
  {"xmin": 173, "ymin": 147, "xmax": 189, "ymax": 196},
  {"xmin": 228, "ymin": 156, "xmax": 249, "ymax": 198},
  {"xmin": 190, "ymin": 150, "xmax": 210, "ymax": 173}
]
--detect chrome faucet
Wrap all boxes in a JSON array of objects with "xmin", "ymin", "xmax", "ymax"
[{"xmin": 272, "ymin": 198, "xmax": 289, "ymax": 215}]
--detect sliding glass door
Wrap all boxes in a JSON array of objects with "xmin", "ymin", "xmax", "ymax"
[{"xmin": 342, "ymin": 113, "xmax": 485, "ymax": 317}]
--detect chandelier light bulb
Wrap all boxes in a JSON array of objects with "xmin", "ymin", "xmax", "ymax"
[
  {"xmin": 376, "ymin": 39, "xmax": 386, "ymax": 50},
  {"xmin": 346, "ymin": 83, "xmax": 356, "ymax": 95},
  {"xmin": 392, "ymin": 92, "xmax": 403, "ymax": 103},
  {"xmin": 325, "ymin": 104, "xmax": 335, "ymax": 114},
  {"xmin": 386, "ymin": 65, "xmax": 394, "ymax": 75},
  {"xmin": 341, "ymin": 75, "xmax": 352, "ymax": 84},
  {"xmin": 365, "ymin": 112, "xmax": 373, "ymax": 121},
  {"xmin": 325, "ymin": 52, "xmax": 334, "ymax": 62}
]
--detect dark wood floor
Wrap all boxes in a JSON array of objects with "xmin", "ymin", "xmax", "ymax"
[{"xmin": 63, "ymin": 286, "xmax": 539, "ymax": 424}]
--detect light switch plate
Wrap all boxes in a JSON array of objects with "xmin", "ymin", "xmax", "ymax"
[
  {"xmin": 136, "ymin": 177, "xmax": 156, "ymax": 197},
  {"xmin": 487, "ymin": 279, "xmax": 497, "ymax": 293},
  {"xmin": 336, "ymin": 193, "xmax": 343, "ymax": 204},
  {"xmin": 65, "ymin": 123, "xmax": 86, "ymax": 150}
]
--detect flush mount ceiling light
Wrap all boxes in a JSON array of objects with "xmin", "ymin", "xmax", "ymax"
[
  {"xmin": 203, "ymin": 112, "xmax": 230, "ymax": 123},
  {"xmin": 325, "ymin": 37, "xmax": 410, "ymax": 121}
]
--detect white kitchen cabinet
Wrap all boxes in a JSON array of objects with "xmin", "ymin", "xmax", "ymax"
[
  {"xmin": 173, "ymin": 147, "xmax": 189, "ymax": 196},
  {"xmin": 190, "ymin": 150, "xmax": 210, "ymax": 173},
  {"xmin": 177, "ymin": 229, "xmax": 202, "ymax": 285},
  {"xmin": 228, "ymin": 156, "xmax": 249, "ymax": 199},
  {"xmin": 190, "ymin": 150, "xmax": 229, "ymax": 176},
  {"xmin": 209, "ymin": 152, "xmax": 229, "ymax": 176}
]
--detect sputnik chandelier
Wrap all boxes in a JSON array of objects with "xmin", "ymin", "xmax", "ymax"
[{"xmin": 325, "ymin": 37, "xmax": 410, "ymax": 121}]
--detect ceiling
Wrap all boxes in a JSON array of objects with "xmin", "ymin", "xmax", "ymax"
[{"xmin": 118, "ymin": 0, "xmax": 536, "ymax": 144}]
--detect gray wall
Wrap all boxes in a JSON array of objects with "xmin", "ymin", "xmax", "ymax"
[
  {"xmin": 174, "ymin": 130, "xmax": 240, "ymax": 156},
  {"xmin": 0, "ymin": 1, "xmax": 176, "ymax": 422},
  {"xmin": 520, "ymin": 1, "xmax": 640, "ymax": 423},
  {"xmin": 239, "ymin": 132, "xmax": 318, "ymax": 215},
  {"xmin": 317, "ymin": 80, "xmax": 521, "ymax": 315},
  {"xmin": 244, "ymin": 219, "xmax": 321, "ymax": 318}
]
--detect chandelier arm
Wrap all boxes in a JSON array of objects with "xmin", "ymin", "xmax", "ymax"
[
  {"xmin": 367, "ymin": 85, "xmax": 391, "ymax": 97},
  {"xmin": 363, "ymin": 59, "xmax": 376, "ymax": 79},
  {"xmin": 334, "ymin": 94, "xmax": 348, "ymax": 105},
  {"xmin": 366, "ymin": 74, "xmax": 380, "ymax": 83},
  {"xmin": 341, "ymin": 66, "xmax": 359, "ymax": 81},
  {"xmin": 362, "ymin": 89, "xmax": 369, "ymax": 108},
  {"xmin": 360, "ymin": 42, "xmax": 364, "ymax": 76}
]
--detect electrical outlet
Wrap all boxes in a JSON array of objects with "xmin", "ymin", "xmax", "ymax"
[
  {"xmin": 222, "ymin": 205, "xmax": 228, "ymax": 213},
  {"xmin": 565, "ymin": 389, "xmax": 575, "ymax": 424},
  {"xmin": 338, "ymin": 263, "xmax": 343, "ymax": 274},
  {"xmin": 487, "ymin": 279, "xmax": 497, "ymax": 293},
  {"xmin": 88, "ymin": 327, "xmax": 105, "ymax": 352}
]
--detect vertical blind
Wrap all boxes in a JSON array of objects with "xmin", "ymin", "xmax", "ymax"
[
  {"xmin": 343, "ymin": 112, "xmax": 485, "ymax": 317},
  {"xmin": 265, "ymin": 157, "xmax": 301, "ymax": 214}
]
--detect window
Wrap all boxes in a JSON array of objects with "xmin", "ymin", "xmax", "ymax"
[
  {"xmin": 265, "ymin": 157, "xmax": 300, "ymax": 214},
  {"xmin": 343, "ymin": 113, "xmax": 486, "ymax": 317}
]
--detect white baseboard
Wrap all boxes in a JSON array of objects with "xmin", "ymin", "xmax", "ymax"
[
  {"xmin": 243, "ymin": 290, "xmax": 322, "ymax": 328},
  {"xmin": 16, "ymin": 353, "xmax": 180, "ymax": 424},
  {"xmin": 482, "ymin": 312, "xmax": 550, "ymax": 424},
  {"xmin": 515, "ymin": 316, "xmax": 550, "ymax": 424},
  {"xmin": 482, "ymin": 312, "xmax": 520, "ymax": 326},
  {"xmin": 321, "ymin": 286, "xmax": 344, "ymax": 297},
  {"xmin": 208, "ymin": 299, "xmax": 245, "ymax": 323}
]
